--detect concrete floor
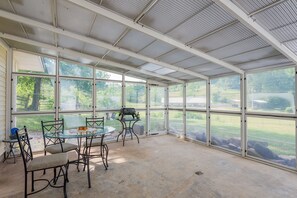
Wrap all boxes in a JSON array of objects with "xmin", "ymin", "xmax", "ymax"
[{"xmin": 1, "ymin": 135, "xmax": 297, "ymax": 198}]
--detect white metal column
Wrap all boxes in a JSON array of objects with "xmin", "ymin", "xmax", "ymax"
[
  {"xmin": 165, "ymin": 86, "xmax": 169, "ymax": 134},
  {"xmin": 146, "ymin": 82, "xmax": 150, "ymax": 136},
  {"xmin": 122, "ymin": 74, "xmax": 125, "ymax": 108},
  {"xmin": 295, "ymin": 66, "xmax": 297, "ymax": 169},
  {"xmin": 241, "ymin": 73, "xmax": 247, "ymax": 157},
  {"xmin": 183, "ymin": 83, "xmax": 186, "ymax": 139},
  {"xmin": 6, "ymin": 48, "xmax": 12, "ymax": 134},
  {"xmin": 206, "ymin": 79, "xmax": 211, "ymax": 146},
  {"xmin": 55, "ymin": 57, "xmax": 59, "ymax": 119},
  {"xmin": 93, "ymin": 67, "xmax": 96, "ymax": 117}
]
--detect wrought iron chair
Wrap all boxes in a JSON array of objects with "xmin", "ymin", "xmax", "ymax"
[
  {"xmin": 16, "ymin": 126, "xmax": 69, "ymax": 198},
  {"xmin": 41, "ymin": 119, "xmax": 78, "ymax": 171},
  {"xmin": 83, "ymin": 117, "xmax": 109, "ymax": 170}
]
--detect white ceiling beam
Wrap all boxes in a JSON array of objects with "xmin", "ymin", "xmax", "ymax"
[
  {"xmin": 0, "ymin": 9, "xmax": 207, "ymax": 80},
  {"xmin": 0, "ymin": 32, "xmax": 183, "ymax": 83},
  {"xmin": 214, "ymin": 0, "xmax": 297, "ymax": 64},
  {"xmin": 68, "ymin": 0, "xmax": 244, "ymax": 74}
]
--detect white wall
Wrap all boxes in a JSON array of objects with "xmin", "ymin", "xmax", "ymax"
[{"xmin": 0, "ymin": 43, "xmax": 7, "ymax": 155}]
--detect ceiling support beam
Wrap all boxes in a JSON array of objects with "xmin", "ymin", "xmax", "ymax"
[
  {"xmin": 68, "ymin": 0, "xmax": 244, "ymax": 74},
  {"xmin": 0, "ymin": 9, "xmax": 207, "ymax": 80},
  {"xmin": 0, "ymin": 32, "xmax": 183, "ymax": 83},
  {"xmin": 214, "ymin": 0, "xmax": 297, "ymax": 64}
]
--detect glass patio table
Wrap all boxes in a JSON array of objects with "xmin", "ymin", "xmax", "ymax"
[{"xmin": 44, "ymin": 126, "xmax": 115, "ymax": 188}]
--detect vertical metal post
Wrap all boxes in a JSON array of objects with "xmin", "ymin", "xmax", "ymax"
[
  {"xmin": 146, "ymin": 82, "xmax": 150, "ymax": 136},
  {"xmin": 295, "ymin": 66, "xmax": 297, "ymax": 169},
  {"xmin": 165, "ymin": 86, "xmax": 169, "ymax": 134},
  {"xmin": 241, "ymin": 73, "xmax": 247, "ymax": 157},
  {"xmin": 55, "ymin": 57, "xmax": 59, "ymax": 120},
  {"xmin": 93, "ymin": 67, "xmax": 96, "ymax": 117},
  {"xmin": 183, "ymin": 82, "xmax": 186, "ymax": 139},
  {"xmin": 206, "ymin": 79, "xmax": 211, "ymax": 146},
  {"xmin": 122, "ymin": 74, "xmax": 125, "ymax": 108},
  {"xmin": 6, "ymin": 48, "xmax": 12, "ymax": 135}
]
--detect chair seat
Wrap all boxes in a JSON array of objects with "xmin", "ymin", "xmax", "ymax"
[
  {"xmin": 27, "ymin": 153, "xmax": 68, "ymax": 171},
  {"xmin": 84, "ymin": 139, "xmax": 106, "ymax": 147},
  {"xmin": 45, "ymin": 143, "xmax": 77, "ymax": 154}
]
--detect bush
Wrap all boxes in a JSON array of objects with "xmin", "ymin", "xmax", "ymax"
[{"xmin": 266, "ymin": 96, "xmax": 290, "ymax": 110}]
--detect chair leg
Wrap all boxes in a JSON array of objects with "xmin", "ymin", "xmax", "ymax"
[
  {"xmin": 43, "ymin": 151, "xmax": 47, "ymax": 175},
  {"xmin": 25, "ymin": 173, "xmax": 28, "ymax": 198},
  {"xmin": 31, "ymin": 171, "xmax": 34, "ymax": 192},
  {"xmin": 87, "ymin": 157, "xmax": 91, "ymax": 188},
  {"xmin": 105, "ymin": 144, "xmax": 109, "ymax": 167},
  {"xmin": 63, "ymin": 166, "xmax": 68, "ymax": 198}
]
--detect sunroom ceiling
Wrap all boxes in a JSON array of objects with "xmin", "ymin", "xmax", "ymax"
[{"xmin": 0, "ymin": 0, "xmax": 296, "ymax": 84}]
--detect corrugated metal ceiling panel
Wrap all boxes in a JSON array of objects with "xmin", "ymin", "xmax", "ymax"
[
  {"xmin": 202, "ymin": 67, "xmax": 231, "ymax": 76},
  {"xmin": 157, "ymin": 49, "xmax": 194, "ymax": 64},
  {"xmin": 100, "ymin": 0, "xmax": 151, "ymax": 19},
  {"xmin": 207, "ymin": 36, "xmax": 269, "ymax": 59},
  {"xmin": 58, "ymin": 35, "xmax": 85, "ymax": 51},
  {"xmin": 0, "ymin": 1, "xmax": 12, "ymax": 11},
  {"xmin": 168, "ymin": 3, "xmax": 235, "ymax": 43},
  {"xmin": 96, "ymin": 63, "xmax": 127, "ymax": 74},
  {"xmin": 11, "ymin": 0, "xmax": 52, "ymax": 24},
  {"xmin": 124, "ymin": 57, "xmax": 146, "ymax": 67},
  {"xmin": 174, "ymin": 56, "xmax": 209, "ymax": 69},
  {"xmin": 117, "ymin": 29, "xmax": 156, "ymax": 52},
  {"xmin": 238, "ymin": 54, "xmax": 292, "ymax": 70},
  {"xmin": 59, "ymin": 52, "xmax": 95, "ymax": 65},
  {"xmin": 271, "ymin": 22, "xmax": 297, "ymax": 42},
  {"xmin": 192, "ymin": 22, "xmax": 256, "ymax": 52},
  {"xmin": 104, "ymin": 51, "xmax": 131, "ymax": 62},
  {"xmin": 252, "ymin": 0, "xmax": 297, "ymax": 30},
  {"xmin": 167, "ymin": 71, "xmax": 188, "ymax": 78},
  {"xmin": 140, "ymin": 0, "xmax": 212, "ymax": 33},
  {"xmin": 0, "ymin": 17, "xmax": 27, "ymax": 37},
  {"xmin": 57, "ymin": 0, "xmax": 94, "ymax": 35},
  {"xmin": 82, "ymin": 43, "xmax": 108, "ymax": 57},
  {"xmin": 190, "ymin": 63, "xmax": 222, "ymax": 73},
  {"xmin": 89, "ymin": 14, "xmax": 127, "ymax": 44},
  {"xmin": 138, "ymin": 40, "xmax": 176, "ymax": 59},
  {"xmin": 223, "ymin": 46, "xmax": 282, "ymax": 65},
  {"xmin": 285, "ymin": 40, "xmax": 297, "ymax": 52},
  {"xmin": 4, "ymin": 38, "xmax": 58, "ymax": 57},
  {"xmin": 24, "ymin": 26, "xmax": 55, "ymax": 45},
  {"xmin": 232, "ymin": 0, "xmax": 275, "ymax": 14}
]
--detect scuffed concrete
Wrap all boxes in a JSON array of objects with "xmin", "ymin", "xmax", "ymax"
[{"xmin": 1, "ymin": 135, "xmax": 297, "ymax": 198}]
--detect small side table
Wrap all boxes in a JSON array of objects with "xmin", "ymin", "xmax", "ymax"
[
  {"xmin": 2, "ymin": 139, "xmax": 19, "ymax": 163},
  {"xmin": 117, "ymin": 118, "xmax": 140, "ymax": 146}
]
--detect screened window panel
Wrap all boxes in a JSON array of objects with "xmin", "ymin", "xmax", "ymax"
[
  {"xmin": 60, "ymin": 113, "xmax": 92, "ymax": 129},
  {"xmin": 96, "ymin": 69, "xmax": 122, "ymax": 80},
  {"xmin": 60, "ymin": 79, "xmax": 92, "ymax": 111},
  {"xmin": 150, "ymin": 86, "xmax": 165, "ymax": 108},
  {"xmin": 210, "ymin": 114, "xmax": 241, "ymax": 153},
  {"xmin": 150, "ymin": 110, "xmax": 166, "ymax": 133},
  {"xmin": 211, "ymin": 75, "xmax": 240, "ymax": 111},
  {"xmin": 96, "ymin": 81, "xmax": 122, "ymax": 110},
  {"xmin": 186, "ymin": 112, "xmax": 206, "ymax": 142},
  {"xmin": 59, "ymin": 61, "xmax": 93, "ymax": 78},
  {"xmin": 13, "ymin": 51, "xmax": 56, "ymax": 75},
  {"xmin": 13, "ymin": 114, "xmax": 55, "ymax": 151},
  {"xmin": 186, "ymin": 81, "xmax": 206, "ymax": 109},
  {"xmin": 126, "ymin": 82, "xmax": 146, "ymax": 109},
  {"xmin": 168, "ymin": 110, "xmax": 183, "ymax": 135},
  {"xmin": 97, "ymin": 112, "xmax": 122, "ymax": 132},
  {"xmin": 169, "ymin": 84, "xmax": 183, "ymax": 108},
  {"xmin": 13, "ymin": 76, "xmax": 55, "ymax": 112},
  {"xmin": 247, "ymin": 117, "xmax": 296, "ymax": 168},
  {"xmin": 247, "ymin": 67, "xmax": 295, "ymax": 114}
]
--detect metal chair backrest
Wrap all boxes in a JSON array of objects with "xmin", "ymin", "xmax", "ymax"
[
  {"xmin": 16, "ymin": 126, "xmax": 33, "ymax": 172},
  {"xmin": 41, "ymin": 119, "xmax": 65, "ymax": 148},
  {"xmin": 86, "ymin": 117, "xmax": 104, "ymax": 129}
]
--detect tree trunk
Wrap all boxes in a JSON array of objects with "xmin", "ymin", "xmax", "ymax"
[{"xmin": 29, "ymin": 78, "xmax": 41, "ymax": 111}]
